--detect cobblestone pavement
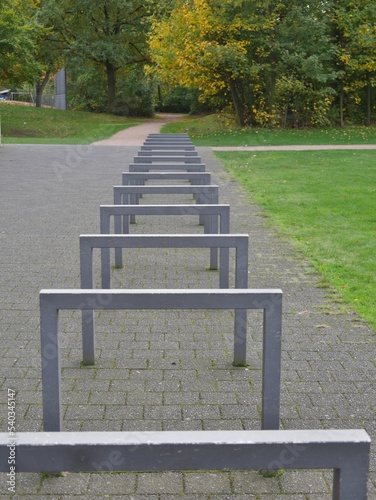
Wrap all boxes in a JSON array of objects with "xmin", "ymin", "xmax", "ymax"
[{"xmin": 0, "ymin": 141, "xmax": 375, "ymax": 499}]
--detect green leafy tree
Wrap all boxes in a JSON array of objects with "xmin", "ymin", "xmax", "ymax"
[
  {"xmin": 331, "ymin": 0, "xmax": 376, "ymax": 125},
  {"xmin": 0, "ymin": 0, "xmax": 41, "ymax": 86},
  {"xmin": 273, "ymin": 2, "xmax": 338, "ymax": 127},
  {"xmin": 148, "ymin": 0, "xmax": 339, "ymax": 127},
  {"xmin": 148, "ymin": 0, "xmax": 270, "ymax": 125},
  {"xmin": 43, "ymin": 0, "xmax": 157, "ymax": 114},
  {"xmin": 32, "ymin": 0, "xmax": 66, "ymax": 107}
]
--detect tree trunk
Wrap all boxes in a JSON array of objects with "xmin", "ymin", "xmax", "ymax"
[
  {"xmin": 35, "ymin": 71, "xmax": 51, "ymax": 108},
  {"xmin": 267, "ymin": 49, "xmax": 277, "ymax": 125},
  {"xmin": 106, "ymin": 61, "xmax": 117, "ymax": 114},
  {"xmin": 157, "ymin": 85, "xmax": 163, "ymax": 107},
  {"xmin": 339, "ymin": 85, "xmax": 345, "ymax": 128},
  {"xmin": 366, "ymin": 72, "xmax": 372, "ymax": 126},
  {"xmin": 229, "ymin": 79, "xmax": 245, "ymax": 126}
]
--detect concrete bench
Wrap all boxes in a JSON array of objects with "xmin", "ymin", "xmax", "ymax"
[
  {"xmin": 40, "ymin": 288, "xmax": 282, "ymax": 430},
  {"xmin": 129, "ymin": 163, "xmax": 206, "ymax": 172},
  {"xmin": 134, "ymin": 156, "xmax": 202, "ymax": 164},
  {"xmin": 101, "ymin": 202, "xmax": 225, "ymax": 270},
  {"xmin": 0, "ymin": 430, "xmax": 370, "ymax": 499}
]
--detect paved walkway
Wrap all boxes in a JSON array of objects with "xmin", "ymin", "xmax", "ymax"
[
  {"xmin": 92, "ymin": 114, "xmax": 187, "ymax": 146},
  {"xmin": 0, "ymin": 125, "xmax": 375, "ymax": 498}
]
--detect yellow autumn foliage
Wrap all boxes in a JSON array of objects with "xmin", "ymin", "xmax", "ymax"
[{"xmin": 148, "ymin": 0, "xmax": 254, "ymax": 98}]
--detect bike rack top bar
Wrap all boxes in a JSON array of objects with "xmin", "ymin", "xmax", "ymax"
[
  {"xmin": 129, "ymin": 163, "xmax": 206, "ymax": 171},
  {"xmin": 140, "ymin": 145, "xmax": 195, "ymax": 151},
  {"xmin": 80, "ymin": 233, "xmax": 248, "ymax": 289},
  {"xmin": 147, "ymin": 133, "xmax": 190, "ymax": 138},
  {"xmin": 138, "ymin": 150, "xmax": 198, "ymax": 156},
  {"xmin": 1, "ymin": 429, "xmax": 370, "ymax": 497},
  {"xmin": 114, "ymin": 184, "xmax": 219, "ymax": 194},
  {"xmin": 99, "ymin": 204, "xmax": 230, "ymax": 233},
  {"xmin": 0, "ymin": 429, "xmax": 370, "ymax": 473},
  {"xmin": 133, "ymin": 156, "xmax": 202, "ymax": 164},
  {"xmin": 122, "ymin": 172, "xmax": 211, "ymax": 184},
  {"xmin": 113, "ymin": 185, "xmax": 219, "ymax": 204},
  {"xmin": 81, "ymin": 233, "xmax": 247, "ymax": 249},
  {"xmin": 143, "ymin": 140, "xmax": 193, "ymax": 144},
  {"xmin": 40, "ymin": 288, "xmax": 281, "ymax": 310}
]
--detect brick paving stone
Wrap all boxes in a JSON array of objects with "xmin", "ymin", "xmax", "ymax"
[
  {"xmin": 87, "ymin": 473, "xmax": 136, "ymax": 495},
  {"xmin": 279, "ymin": 470, "xmax": 331, "ymax": 494},
  {"xmin": 38, "ymin": 473, "xmax": 90, "ymax": 495},
  {"xmin": 0, "ymin": 143, "xmax": 375, "ymax": 498},
  {"xmin": 137, "ymin": 472, "xmax": 183, "ymax": 495},
  {"xmin": 232, "ymin": 470, "xmax": 282, "ymax": 494},
  {"xmin": 184, "ymin": 472, "xmax": 232, "ymax": 495}
]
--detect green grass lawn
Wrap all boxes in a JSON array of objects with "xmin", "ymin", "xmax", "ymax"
[
  {"xmin": 216, "ymin": 150, "xmax": 376, "ymax": 331},
  {"xmin": 163, "ymin": 113, "xmax": 376, "ymax": 146},
  {"xmin": 0, "ymin": 103, "xmax": 141, "ymax": 144}
]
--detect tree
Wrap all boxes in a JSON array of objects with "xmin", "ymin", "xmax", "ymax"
[
  {"xmin": 32, "ymin": 0, "xmax": 65, "ymax": 107},
  {"xmin": 331, "ymin": 0, "xmax": 376, "ymax": 125},
  {"xmin": 148, "ymin": 0, "xmax": 338, "ymax": 127},
  {"xmin": 42, "ymin": 0, "xmax": 157, "ymax": 114},
  {"xmin": 0, "ymin": 0, "xmax": 42, "ymax": 86},
  {"xmin": 148, "ymin": 0, "xmax": 266, "ymax": 125},
  {"xmin": 273, "ymin": 2, "xmax": 338, "ymax": 127}
]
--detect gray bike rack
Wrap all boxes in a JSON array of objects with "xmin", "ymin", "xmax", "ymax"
[
  {"xmin": 122, "ymin": 172, "xmax": 211, "ymax": 207},
  {"xmin": 145, "ymin": 136, "xmax": 191, "ymax": 141},
  {"xmin": 40, "ymin": 288, "xmax": 282, "ymax": 431},
  {"xmin": 80, "ymin": 234, "xmax": 249, "ymax": 368},
  {"xmin": 113, "ymin": 184, "xmax": 219, "ymax": 237},
  {"xmin": 114, "ymin": 184, "xmax": 219, "ymax": 205},
  {"xmin": 129, "ymin": 163, "xmax": 205, "ymax": 172},
  {"xmin": 122, "ymin": 172, "xmax": 211, "ymax": 186},
  {"xmin": 134, "ymin": 156, "xmax": 202, "ymax": 164},
  {"xmin": 80, "ymin": 233, "xmax": 248, "ymax": 289},
  {"xmin": 100, "ymin": 204, "xmax": 229, "ymax": 270},
  {"xmin": 0, "ymin": 430, "xmax": 370, "ymax": 499},
  {"xmin": 147, "ymin": 133, "xmax": 190, "ymax": 139},
  {"xmin": 137, "ymin": 151, "xmax": 199, "ymax": 157},
  {"xmin": 140, "ymin": 145, "xmax": 196, "ymax": 151},
  {"xmin": 143, "ymin": 142, "xmax": 193, "ymax": 147},
  {"xmin": 32, "ymin": 131, "xmax": 366, "ymax": 498}
]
